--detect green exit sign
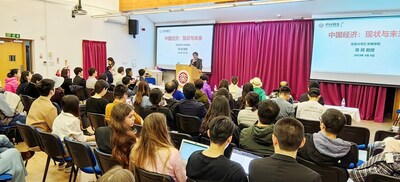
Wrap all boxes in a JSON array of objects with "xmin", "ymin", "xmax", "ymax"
[{"xmin": 5, "ymin": 33, "xmax": 20, "ymax": 39}]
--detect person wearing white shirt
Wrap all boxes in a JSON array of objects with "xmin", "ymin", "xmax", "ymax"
[
  {"xmin": 228, "ymin": 76, "xmax": 242, "ymax": 101},
  {"xmin": 52, "ymin": 95, "xmax": 95, "ymax": 143},
  {"xmin": 113, "ymin": 67, "xmax": 125, "ymax": 85},
  {"xmin": 296, "ymin": 88, "xmax": 326, "ymax": 121},
  {"xmin": 86, "ymin": 68, "xmax": 98, "ymax": 89},
  {"xmin": 237, "ymin": 91, "xmax": 259, "ymax": 127}
]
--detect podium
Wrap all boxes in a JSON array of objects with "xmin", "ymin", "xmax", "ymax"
[{"xmin": 176, "ymin": 64, "xmax": 202, "ymax": 87}]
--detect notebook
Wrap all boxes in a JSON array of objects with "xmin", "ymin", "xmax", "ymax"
[
  {"xmin": 230, "ymin": 147, "xmax": 262, "ymax": 174},
  {"xmin": 179, "ymin": 139, "xmax": 209, "ymax": 163}
]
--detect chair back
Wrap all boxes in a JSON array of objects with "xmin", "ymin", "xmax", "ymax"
[
  {"xmin": 93, "ymin": 148, "xmax": 120, "ymax": 174},
  {"xmin": 52, "ymin": 102, "xmax": 61, "ymax": 115},
  {"xmin": 374, "ymin": 130, "xmax": 397, "ymax": 142},
  {"xmin": 297, "ymin": 118, "xmax": 320, "ymax": 134},
  {"xmin": 135, "ymin": 167, "xmax": 174, "ymax": 182},
  {"xmin": 231, "ymin": 109, "xmax": 240, "ymax": 126},
  {"xmin": 20, "ymin": 95, "xmax": 35, "ymax": 114},
  {"xmin": 176, "ymin": 113, "xmax": 201, "ymax": 135},
  {"xmin": 102, "ymin": 91, "xmax": 114, "ymax": 103},
  {"xmin": 144, "ymin": 78, "xmax": 156, "ymax": 85},
  {"xmin": 87, "ymin": 112, "xmax": 107, "ymax": 131},
  {"xmin": 70, "ymin": 85, "xmax": 87, "ymax": 101},
  {"xmin": 16, "ymin": 122, "xmax": 40, "ymax": 149},
  {"xmin": 86, "ymin": 88, "xmax": 94, "ymax": 96},
  {"xmin": 64, "ymin": 137, "xmax": 97, "ymax": 169},
  {"xmin": 134, "ymin": 106, "xmax": 145, "ymax": 119},
  {"xmin": 366, "ymin": 172, "xmax": 400, "ymax": 182},
  {"xmin": 187, "ymin": 178, "xmax": 196, "ymax": 182},
  {"xmin": 338, "ymin": 125, "xmax": 370, "ymax": 146},
  {"xmin": 199, "ymin": 137, "xmax": 236, "ymax": 158},
  {"xmin": 297, "ymin": 157, "xmax": 348, "ymax": 182},
  {"xmin": 36, "ymin": 130, "xmax": 66, "ymax": 158},
  {"xmin": 169, "ymin": 132, "xmax": 194, "ymax": 149},
  {"xmin": 344, "ymin": 114, "xmax": 352, "ymax": 125}
]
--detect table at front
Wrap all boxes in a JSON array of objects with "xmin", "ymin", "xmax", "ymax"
[{"xmin": 324, "ymin": 105, "xmax": 361, "ymax": 123}]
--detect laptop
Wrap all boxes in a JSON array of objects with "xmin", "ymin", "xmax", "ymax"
[
  {"xmin": 230, "ymin": 147, "xmax": 262, "ymax": 174},
  {"xmin": 179, "ymin": 139, "xmax": 209, "ymax": 164}
]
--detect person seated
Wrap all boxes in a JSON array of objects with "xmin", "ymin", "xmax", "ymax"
[
  {"xmin": 86, "ymin": 68, "xmax": 98, "ymax": 89},
  {"xmin": 200, "ymin": 96, "xmax": 240, "ymax": 146},
  {"xmin": 22, "ymin": 73, "xmax": 43, "ymax": 98},
  {"xmin": 129, "ymin": 113, "xmax": 186, "ymax": 182},
  {"xmin": 271, "ymin": 86, "xmax": 295, "ymax": 120},
  {"xmin": 172, "ymin": 79, "xmax": 185, "ymax": 101},
  {"xmin": 163, "ymin": 81, "xmax": 179, "ymax": 116},
  {"xmin": 186, "ymin": 116, "xmax": 247, "ymax": 182},
  {"xmin": 249, "ymin": 118, "xmax": 322, "ymax": 182},
  {"xmin": 86, "ymin": 80, "xmax": 109, "ymax": 115},
  {"xmin": 72, "ymin": 67, "xmax": 86, "ymax": 87},
  {"xmin": 268, "ymin": 81, "xmax": 294, "ymax": 104},
  {"xmin": 237, "ymin": 82, "xmax": 254, "ymax": 109},
  {"xmin": 138, "ymin": 69, "xmax": 147, "ymax": 83},
  {"xmin": 240, "ymin": 100, "xmax": 279, "ymax": 156},
  {"xmin": 121, "ymin": 76, "xmax": 135, "ymax": 97},
  {"xmin": 229, "ymin": 76, "xmax": 242, "ymax": 101},
  {"xmin": 52, "ymin": 95, "xmax": 95, "ymax": 143},
  {"xmin": 237, "ymin": 91, "xmax": 259, "ymax": 127},
  {"xmin": 211, "ymin": 79, "xmax": 229, "ymax": 100},
  {"xmin": 27, "ymin": 79, "xmax": 58, "ymax": 132},
  {"xmin": 131, "ymin": 81, "xmax": 152, "ymax": 109},
  {"xmin": 200, "ymin": 74, "xmax": 212, "ymax": 101},
  {"xmin": 143, "ymin": 88, "xmax": 174, "ymax": 129},
  {"xmin": 299, "ymin": 81, "xmax": 325, "ymax": 105},
  {"xmin": 214, "ymin": 88, "xmax": 236, "ymax": 110},
  {"xmin": 349, "ymin": 135, "xmax": 400, "ymax": 181},
  {"xmin": 97, "ymin": 165, "xmax": 135, "ymax": 182},
  {"xmin": 296, "ymin": 88, "xmax": 325, "ymax": 121},
  {"xmin": 178, "ymin": 83, "xmax": 207, "ymax": 119},
  {"xmin": 0, "ymin": 92, "xmax": 26, "ymax": 126},
  {"xmin": 16, "ymin": 71, "xmax": 31, "ymax": 95},
  {"xmin": 4, "ymin": 69, "xmax": 20, "ymax": 93},
  {"xmin": 250, "ymin": 77, "xmax": 267, "ymax": 101},
  {"xmin": 113, "ymin": 67, "xmax": 125, "ymax": 85},
  {"xmin": 50, "ymin": 76, "xmax": 65, "ymax": 107},
  {"xmin": 194, "ymin": 79, "xmax": 209, "ymax": 109},
  {"xmin": 60, "ymin": 68, "xmax": 73, "ymax": 95},
  {"xmin": 0, "ymin": 135, "xmax": 28, "ymax": 182},
  {"xmin": 104, "ymin": 66, "xmax": 114, "ymax": 85},
  {"xmin": 298, "ymin": 108, "xmax": 358, "ymax": 168},
  {"xmin": 124, "ymin": 68, "xmax": 136, "ymax": 90}
]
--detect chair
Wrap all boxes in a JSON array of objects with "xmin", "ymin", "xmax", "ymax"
[
  {"xmin": 93, "ymin": 148, "xmax": 120, "ymax": 174},
  {"xmin": 344, "ymin": 114, "xmax": 352, "ymax": 125},
  {"xmin": 36, "ymin": 130, "xmax": 73, "ymax": 182},
  {"xmin": 373, "ymin": 130, "xmax": 397, "ymax": 142},
  {"xmin": 169, "ymin": 131, "xmax": 194, "ymax": 149},
  {"xmin": 231, "ymin": 109, "xmax": 240, "ymax": 126},
  {"xmin": 297, "ymin": 118, "xmax": 320, "ymax": 134},
  {"xmin": 187, "ymin": 178, "xmax": 196, "ymax": 182},
  {"xmin": 297, "ymin": 157, "xmax": 348, "ymax": 182},
  {"xmin": 20, "ymin": 95, "xmax": 35, "ymax": 114},
  {"xmin": 338, "ymin": 125, "xmax": 370, "ymax": 149},
  {"xmin": 70, "ymin": 85, "xmax": 87, "ymax": 101},
  {"xmin": 16, "ymin": 122, "xmax": 40, "ymax": 166},
  {"xmin": 199, "ymin": 137, "xmax": 236, "ymax": 158},
  {"xmin": 102, "ymin": 91, "xmax": 114, "ymax": 103},
  {"xmin": 87, "ymin": 113, "xmax": 107, "ymax": 131},
  {"xmin": 0, "ymin": 174, "xmax": 12, "ymax": 181},
  {"xmin": 86, "ymin": 88, "xmax": 94, "ymax": 96},
  {"xmin": 135, "ymin": 167, "xmax": 174, "ymax": 182},
  {"xmin": 52, "ymin": 102, "xmax": 61, "ymax": 115},
  {"xmin": 175, "ymin": 113, "xmax": 201, "ymax": 136},
  {"xmin": 144, "ymin": 78, "xmax": 156, "ymax": 85},
  {"xmin": 365, "ymin": 172, "xmax": 399, "ymax": 182},
  {"xmin": 64, "ymin": 137, "xmax": 101, "ymax": 182}
]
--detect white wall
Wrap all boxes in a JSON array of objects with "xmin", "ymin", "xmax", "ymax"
[{"xmin": 0, "ymin": 0, "xmax": 155, "ymax": 78}]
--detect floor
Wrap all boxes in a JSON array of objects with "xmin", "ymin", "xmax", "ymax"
[{"xmin": 16, "ymin": 118, "xmax": 395, "ymax": 182}]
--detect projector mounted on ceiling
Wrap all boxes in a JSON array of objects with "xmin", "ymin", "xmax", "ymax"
[{"xmin": 72, "ymin": 0, "xmax": 87, "ymax": 18}]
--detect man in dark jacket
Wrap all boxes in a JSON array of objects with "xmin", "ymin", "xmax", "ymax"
[
  {"xmin": 178, "ymin": 83, "xmax": 207, "ymax": 119},
  {"xmin": 240, "ymin": 100, "xmax": 280, "ymax": 156},
  {"xmin": 298, "ymin": 108, "xmax": 359, "ymax": 168},
  {"xmin": 163, "ymin": 81, "xmax": 179, "ymax": 116},
  {"xmin": 299, "ymin": 80, "xmax": 325, "ymax": 105},
  {"xmin": 72, "ymin": 67, "xmax": 86, "ymax": 87}
]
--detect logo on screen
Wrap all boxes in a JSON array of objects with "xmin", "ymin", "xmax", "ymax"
[
  {"xmin": 177, "ymin": 70, "xmax": 190, "ymax": 86},
  {"xmin": 318, "ymin": 23, "xmax": 324, "ymax": 28}
]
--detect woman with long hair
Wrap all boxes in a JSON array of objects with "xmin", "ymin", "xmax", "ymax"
[
  {"xmin": 4, "ymin": 69, "xmax": 20, "ymax": 93},
  {"xmin": 129, "ymin": 113, "xmax": 186, "ymax": 182},
  {"xmin": 22, "ymin": 73, "xmax": 43, "ymax": 98},
  {"xmin": 237, "ymin": 82, "xmax": 254, "ymax": 109},
  {"xmin": 237, "ymin": 91, "xmax": 259, "ymax": 127},
  {"xmin": 60, "ymin": 68, "xmax": 73, "ymax": 95},
  {"xmin": 16, "ymin": 71, "xmax": 32, "ymax": 95},
  {"xmin": 132, "ymin": 81, "xmax": 151, "ymax": 108},
  {"xmin": 109, "ymin": 103, "xmax": 137, "ymax": 168}
]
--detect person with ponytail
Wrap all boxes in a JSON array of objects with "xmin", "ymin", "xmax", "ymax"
[
  {"xmin": 129, "ymin": 113, "xmax": 186, "ymax": 182},
  {"xmin": 16, "ymin": 71, "xmax": 31, "ymax": 95},
  {"xmin": 131, "ymin": 81, "xmax": 151, "ymax": 108},
  {"xmin": 4, "ymin": 69, "xmax": 20, "ymax": 93}
]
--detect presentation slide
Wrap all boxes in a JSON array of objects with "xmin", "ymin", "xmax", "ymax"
[
  {"xmin": 311, "ymin": 16, "xmax": 400, "ymax": 86},
  {"xmin": 156, "ymin": 25, "xmax": 214, "ymax": 72}
]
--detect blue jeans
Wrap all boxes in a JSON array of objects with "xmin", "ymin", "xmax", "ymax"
[
  {"xmin": 0, "ymin": 135, "xmax": 14, "ymax": 153},
  {"xmin": 1, "ymin": 114, "xmax": 26, "ymax": 127}
]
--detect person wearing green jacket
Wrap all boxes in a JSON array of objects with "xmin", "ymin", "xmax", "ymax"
[{"xmin": 250, "ymin": 77, "xmax": 267, "ymax": 101}]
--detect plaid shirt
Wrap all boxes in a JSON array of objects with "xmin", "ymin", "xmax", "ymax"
[{"xmin": 349, "ymin": 152, "xmax": 400, "ymax": 182}]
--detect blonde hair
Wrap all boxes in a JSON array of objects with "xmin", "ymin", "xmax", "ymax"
[{"xmin": 97, "ymin": 165, "xmax": 135, "ymax": 182}]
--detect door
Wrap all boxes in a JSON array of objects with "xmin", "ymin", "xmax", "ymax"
[{"xmin": 0, "ymin": 40, "xmax": 26, "ymax": 87}]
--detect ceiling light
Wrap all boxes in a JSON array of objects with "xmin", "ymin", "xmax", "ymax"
[{"xmin": 251, "ymin": 0, "xmax": 312, "ymax": 6}]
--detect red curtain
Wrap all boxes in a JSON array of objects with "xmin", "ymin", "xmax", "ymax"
[
  {"xmin": 82, "ymin": 40, "xmax": 107, "ymax": 79},
  {"xmin": 211, "ymin": 20, "xmax": 387, "ymax": 122}
]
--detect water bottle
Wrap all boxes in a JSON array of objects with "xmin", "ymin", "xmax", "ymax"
[
  {"xmin": 341, "ymin": 98, "xmax": 346, "ymax": 108},
  {"xmin": 214, "ymin": 85, "xmax": 217, "ymax": 91}
]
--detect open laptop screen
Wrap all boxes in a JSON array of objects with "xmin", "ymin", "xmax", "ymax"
[
  {"xmin": 179, "ymin": 139, "xmax": 209, "ymax": 163},
  {"xmin": 230, "ymin": 148, "xmax": 262, "ymax": 174}
]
